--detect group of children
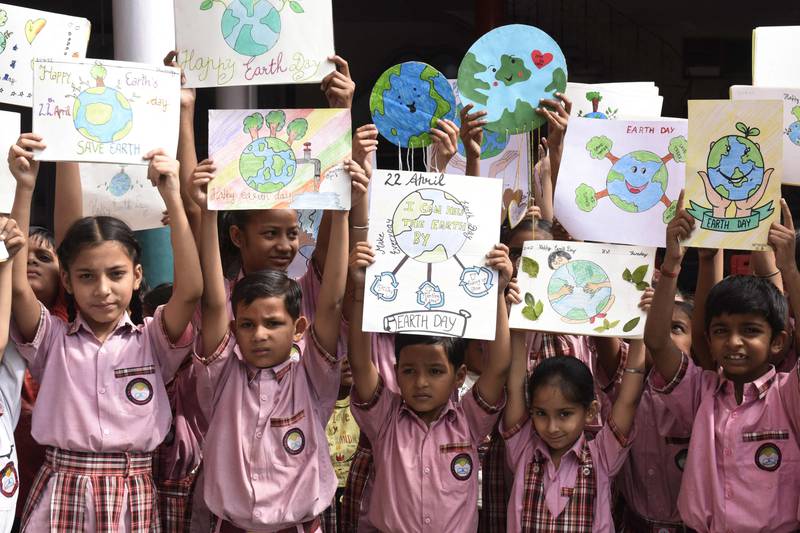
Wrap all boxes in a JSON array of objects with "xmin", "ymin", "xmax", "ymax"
[{"xmin": 0, "ymin": 49, "xmax": 797, "ymax": 533}]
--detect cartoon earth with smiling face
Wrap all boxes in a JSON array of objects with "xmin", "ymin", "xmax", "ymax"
[
  {"xmin": 370, "ymin": 61, "xmax": 456, "ymax": 149},
  {"xmin": 457, "ymin": 24, "xmax": 567, "ymax": 133},
  {"xmin": 786, "ymin": 106, "xmax": 800, "ymax": 146},
  {"xmin": 705, "ymin": 123, "xmax": 765, "ymax": 202}
]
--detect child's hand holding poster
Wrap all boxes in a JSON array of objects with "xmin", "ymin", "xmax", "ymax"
[
  {"xmin": 685, "ymin": 100, "xmax": 782, "ymax": 251},
  {"xmin": 554, "ymin": 117, "xmax": 687, "ymax": 247},
  {"xmin": 509, "ymin": 240, "xmax": 655, "ymax": 338},
  {"xmin": 362, "ymin": 170, "xmax": 501, "ymax": 340},
  {"xmin": 32, "ymin": 59, "xmax": 180, "ymax": 165}
]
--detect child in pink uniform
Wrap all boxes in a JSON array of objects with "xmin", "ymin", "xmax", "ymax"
[
  {"xmin": 10, "ymin": 145, "xmax": 202, "ymax": 532},
  {"xmin": 345, "ymin": 241, "xmax": 513, "ymax": 533},
  {"xmin": 644, "ymin": 195, "xmax": 800, "ymax": 532},
  {"xmin": 503, "ymin": 326, "xmax": 645, "ymax": 532},
  {"xmin": 190, "ymin": 168, "xmax": 349, "ymax": 532}
]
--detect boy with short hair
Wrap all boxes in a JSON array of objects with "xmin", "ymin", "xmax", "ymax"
[
  {"xmin": 644, "ymin": 193, "xmax": 800, "ymax": 532},
  {"xmin": 191, "ymin": 171, "xmax": 349, "ymax": 531},
  {"xmin": 346, "ymin": 240, "xmax": 513, "ymax": 533}
]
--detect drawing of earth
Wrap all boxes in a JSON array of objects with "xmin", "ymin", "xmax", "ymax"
[
  {"xmin": 221, "ymin": 0, "xmax": 281, "ymax": 57},
  {"xmin": 108, "ymin": 171, "xmax": 132, "ymax": 197},
  {"xmin": 457, "ymin": 24, "xmax": 567, "ymax": 133},
  {"xmin": 73, "ymin": 87, "xmax": 133, "ymax": 143},
  {"xmin": 239, "ymin": 136, "xmax": 297, "ymax": 194},
  {"xmin": 787, "ymin": 121, "xmax": 800, "ymax": 146},
  {"xmin": 392, "ymin": 188, "xmax": 469, "ymax": 263},
  {"xmin": 584, "ymin": 111, "xmax": 608, "ymax": 119},
  {"xmin": 370, "ymin": 61, "xmax": 457, "ymax": 149},
  {"xmin": 706, "ymin": 135, "xmax": 765, "ymax": 202},
  {"xmin": 605, "ymin": 151, "xmax": 668, "ymax": 212},
  {"xmin": 547, "ymin": 260, "xmax": 613, "ymax": 322}
]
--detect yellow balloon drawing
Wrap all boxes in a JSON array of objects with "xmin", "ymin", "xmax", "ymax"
[{"xmin": 25, "ymin": 18, "xmax": 47, "ymax": 44}]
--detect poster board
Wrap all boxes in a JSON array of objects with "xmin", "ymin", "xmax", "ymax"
[{"xmin": 80, "ymin": 163, "xmax": 166, "ymax": 231}]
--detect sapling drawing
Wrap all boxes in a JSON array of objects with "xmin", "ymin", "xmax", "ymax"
[
  {"xmin": 577, "ymin": 91, "xmax": 617, "ymax": 119},
  {"xmin": 239, "ymin": 110, "xmax": 313, "ymax": 194},
  {"xmin": 687, "ymin": 121, "xmax": 774, "ymax": 229},
  {"xmin": 0, "ymin": 10, "xmax": 11, "ymax": 54},
  {"xmin": 575, "ymin": 134, "xmax": 687, "ymax": 223},
  {"xmin": 72, "ymin": 63, "xmax": 133, "ymax": 143},
  {"xmin": 786, "ymin": 106, "xmax": 800, "ymax": 146},
  {"xmin": 199, "ymin": 0, "xmax": 305, "ymax": 57}
]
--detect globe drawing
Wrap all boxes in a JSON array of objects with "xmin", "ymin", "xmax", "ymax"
[
  {"xmin": 605, "ymin": 151, "xmax": 668, "ymax": 213},
  {"xmin": 584, "ymin": 111, "xmax": 608, "ymax": 119},
  {"xmin": 73, "ymin": 87, "xmax": 133, "ymax": 143},
  {"xmin": 547, "ymin": 260, "xmax": 613, "ymax": 322},
  {"xmin": 370, "ymin": 61, "xmax": 456, "ymax": 149},
  {"xmin": 392, "ymin": 188, "xmax": 469, "ymax": 263},
  {"xmin": 706, "ymin": 135, "xmax": 765, "ymax": 202},
  {"xmin": 239, "ymin": 136, "xmax": 297, "ymax": 194},
  {"xmin": 787, "ymin": 121, "xmax": 800, "ymax": 146},
  {"xmin": 108, "ymin": 171, "xmax": 132, "ymax": 197},
  {"xmin": 221, "ymin": 0, "xmax": 281, "ymax": 57}
]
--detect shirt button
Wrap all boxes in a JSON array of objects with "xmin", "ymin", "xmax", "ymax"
[
  {"xmin": 726, "ymin": 489, "xmax": 733, "ymax": 498},
  {"xmin": 103, "ymin": 429, "xmax": 110, "ymax": 436},
  {"xmin": 424, "ymin": 466, "xmax": 431, "ymax": 475},
  {"xmin": 252, "ymin": 473, "xmax": 259, "ymax": 480},
  {"xmin": 724, "ymin": 448, "xmax": 732, "ymax": 457},
  {"xmin": 255, "ymin": 432, "xmax": 263, "ymax": 439},
  {"xmin": 647, "ymin": 468, "xmax": 654, "ymax": 476},
  {"xmin": 254, "ymin": 510, "xmax": 261, "ymax": 518},
  {"xmin": 260, "ymin": 395, "xmax": 268, "ymax": 402},
  {"xmin": 731, "ymin": 411, "xmax": 738, "ymax": 419},
  {"xmin": 99, "ymin": 388, "xmax": 106, "ymax": 394},
  {"xmin": 424, "ymin": 516, "xmax": 431, "ymax": 525}
]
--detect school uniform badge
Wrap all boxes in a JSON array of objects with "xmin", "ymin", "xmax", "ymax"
[
  {"xmin": 126, "ymin": 378, "xmax": 153, "ymax": 405},
  {"xmin": 0, "ymin": 462, "xmax": 17, "ymax": 498},
  {"xmin": 450, "ymin": 453, "xmax": 473, "ymax": 481},
  {"xmin": 283, "ymin": 428, "xmax": 305, "ymax": 455},
  {"xmin": 755, "ymin": 443, "xmax": 781, "ymax": 471}
]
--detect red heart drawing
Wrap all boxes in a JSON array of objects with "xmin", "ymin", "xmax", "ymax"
[{"xmin": 531, "ymin": 50, "xmax": 553, "ymax": 69}]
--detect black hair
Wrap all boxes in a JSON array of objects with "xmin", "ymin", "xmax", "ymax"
[
  {"xmin": 29, "ymin": 225, "xmax": 55, "ymax": 249},
  {"xmin": 547, "ymin": 250, "xmax": 571, "ymax": 269},
  {"xmin": 142, "ymin": 283, "xmax": 173, "ymax": 318},
  {"xmin": 57, "ymin": 216, "xmax": 143, "ymax": 324},
  {"xmin": 231, "ymin": 269, "xmax": 302, "ymax": 320},
  {"xmin": 673, "ymin": 298, "xmax": 694, "ymax": 321},
  {"xmin": 219, "ymin": 210, "xmax": 253, "ymax": 280},
  {"xmin": 394, "ymin": 334, "xmax": 467, "ymax": 369},
  {"xmin": 528, "ymin": 356, "xmax": 595, "ymax": 409},
  {"xmin": 500, "ymin": 217, "xmax": 534, "ymax": 246},
  {"xmin": 705, "ymin": 275, "xmax": 787, "ymax": 338}
]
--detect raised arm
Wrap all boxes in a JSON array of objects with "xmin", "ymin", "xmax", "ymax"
[
  {"xmin": 536, "ymin": 93, "xmax": 571, "ymax": 186},
  {"xmin": 9, "ymin": 134, "xmax": 46, "ymax": 340},
  {"xmin": 645, "ymin": 191, "xmax": 693, "ymax": 381},
  {"xmin": 504, "ymin": 329, "xmax": 528, "ymax": 429},
  {"xmin": 0, "ymin": 217, "xmax": 24, "ymax": 355},
  {"xmin": 692, "ymin": 248, "xmax": 723, "ymax": 370},
  {"xmin": 347, "ymin": 242, "xmax": 380, "ymax": 401},
  {"xmin": 144, "ymin": 149, "xmax": 202, "ymax": 343},
  {"xmin": 321, "ymin": 55, "xmax": 355, "ymax": 110},
  {"xmin": 475, "ymin": 244, "xmax": 513, "ymax": 405},
  {"xmin": 533, "ymin": 140, "xmax": 554, "ymax": 238},
  {"xmin": 608, "ymin": 338, "xmax": 645, "ymax": 437},
  {"xmin": 53, "ymin": 162, "xmax": 82, "ymax": 246},
  {"xmin": 459, "ymin": 104, "xmax": 486, "ymax": 177},
  {"xmin": 770, "ymin": 198, "xmax": 800, "ymax": 350},
  {"xmin": 312, "ymin": 206, "xmax": 348, "ymax": 354}
]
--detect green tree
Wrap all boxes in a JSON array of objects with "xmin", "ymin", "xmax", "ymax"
[
  {"xmin": 287, "ymin": 118, "xmax": 308, "ymax": 144},
  {"xmin": 586, "ymin": 91, "xmax": 602, "ymax": 113},
  {"xmin": 243, "ymin": 113, "xmax": 264, "ymax": 140},
  {"xmin": 266, "ymin": 110, "xmax": 286, "ymax": 137},
  {"xmin": 91, "ymin": 64, "xmax": 107, "ymax": 87}
]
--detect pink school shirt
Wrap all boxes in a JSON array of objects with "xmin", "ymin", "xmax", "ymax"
[
  {"xmin": 11, "ymin": 302, "xmax": 194, "ymax": 452},
  {"xmin": 502, "ymin": 416, "xmax": 633, "ymax": 532},
  {"xmin": 351, "ymin": 376, "xmax": 504, "ymax": 533},
  {"xmin": 195, "ymin": 326, "xmax": 340, "ymax": 531},
  {"xmin": 653, "ymin": 353, "xmax": 800, "ymax": 532}
]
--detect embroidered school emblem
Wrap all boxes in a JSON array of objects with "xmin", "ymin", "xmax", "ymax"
[
  {"xmin": 0, "ymin": 462, "xmax": 17, "ymax": 498},
  {"xmin": 450, "ymin": 453, "xmax": 473, "ymax": 481},
  {"xmin": 674, "ymin": 448, "xmax": 688, "ymax": 471},
  {"xmin": 755, "ymin": 443, "xmax": 781, "ymax": 471},
  {"xmin": 126, "ymin": 378, "xmax": 153, "ymax": 405},
  {"xmin": 283, "ymin": 428, "xmax": 305, "ymax": 455}
]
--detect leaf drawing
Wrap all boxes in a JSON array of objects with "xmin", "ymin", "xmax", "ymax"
[
  {"xmin": 623, "ymin": 317, "xmax": 640, "ymax": 332},
  {"xmin": 521, "ymin": 257, "xmax": 539, "ymax": 278}
]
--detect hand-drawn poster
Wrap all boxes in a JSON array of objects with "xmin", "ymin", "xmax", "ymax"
[
  {"xmin": 32, "ymin": 59, "xmax": 180, "ymax": 165},
  {"xmin": 565, "ymin": 82, "xmax": 663, "ymax": 120},
  {"xmin": 752, "ymin": 26, "xmax": 800, "ymax": 87},
  {"xmin": 370, "ymin": 62, "xmax": 456, "ymax": 149},
  {"xmin": 174, "ymin": 0, "xmax": 335, "ymax": 88},
  {"xmin": 427, "ymin": 79, "xmax": 530, "ymax": 227},
  {"xmin": 457, "ymin": 24, "xmax": 567, "ymax": 134},
  {"xmin": 363, "ymin": 170, "xmax": 502, "ymax": 340},
  {"xmin": 208, "ymin": 108, "xmax": 351, "ymax": 210},
  {"xmin": 0, "ymin": 110, "xmax": 20, "ymax": 213},
  {"xmin": 80, "ymin": 163, "xmax": 166, "ymax": 231},
  {"xmin": 554, "ymin": 117, "xmax": 687, "ymax": 247},
  {"xmin": 685, "ymin": 100, "xmax": 782, "ymax": 251},
  {"xmin": 731, "ymin": 85, "xmax": 800, "ymax": 186},
  {"xmin": 0, "ymin": 3, "xmax": 90, "ymax": 107},
  {"xmin": 509, "ymin": 240, "xmax": 654, "ymax": 338}
]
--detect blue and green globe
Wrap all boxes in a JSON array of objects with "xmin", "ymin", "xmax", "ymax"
[
  {"xmin": 706, "ymin": 135, "xmax": 765, "ymax": 202},
  {"xmin": 73, "ymin": 87, "xmax": 133, "ymax": 143},
  {"xmin": 370, "ymin": 61, "xmax": 456, "ymax": 149},
  {"xmin": 787, "ymin": 121, "xmax": 800, "ymax": 146},
  {"xmin": 239, "ymin": 136, "xmax": 296, "ymax": 194},
  {"xmin": 547, "ymin": 260, "xmax": 612, "ymax": 322},
  {"xmin": 221, "ymin": 0, "xmax": 281, "ymax": 57},
  {"xmin": 108, "ymin": 171, "xmax": 132, "ymax": 197},
  {"xmin": 605, "ymin": 151, "xmax": 667, "ymax": 212}
]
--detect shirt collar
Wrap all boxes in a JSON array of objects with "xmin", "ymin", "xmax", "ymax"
[
  {"xmin": 239, "ymin": 344, "xmax": 299, "ymax": 384},
  {"xmin": 399, "ymin": 398, "xmax": 458, "ymax": 424},
  {"xmin": 715, "ymin": 365, "xmax": 776, "ymax": 401},
  {"xmin": 67, "ymin": 311, "xmax": 136, "ymax": 337}
]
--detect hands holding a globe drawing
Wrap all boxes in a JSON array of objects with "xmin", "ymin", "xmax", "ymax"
[{"xmin": 698, "ymin": 167, "xmax": 773, "ymax": 218}]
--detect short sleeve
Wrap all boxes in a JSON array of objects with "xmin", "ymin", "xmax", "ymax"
[
  {"xmin": 651, "ymin": 352, "xmax": 708, "ymax": 423},
  {"xmin": 460, "ymin": 384, "xmax": 505, "ymax": 444},
  {"xmin": 501, "ymin": 416, "xmax": 536, "ymax": 472},
  {"xmin": 778, "ymin": 362, "xmax": 800, "ymax": 434},
  {"xmin": 301, "ymin": 324, "xmax": 342, "ymax": 407},
  {"xmin": 193, "ymin": 329, "xmax": 237, "ymax": 418},
  {"xmin": 351, "ymin": 376, "xmax": 401, "ymax": 443},
  {"xmin": 590, "ymin": 417, "xmax": 635, "ymax": 477},
  {"xmin": 146, "ymin": 304, "xmax": 195, "ymax": 382},
  {"xmin": 10, "ymin": 301, "xmax": 63, "ymax": 379}
]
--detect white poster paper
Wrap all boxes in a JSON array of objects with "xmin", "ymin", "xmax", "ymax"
[
  {"xmin": 32, "ymin": 58, "xmax": 180, "ymax": 165},
  {"xmin": 509, "ymin": 240, "xmax": 654, "ymax": 338},
  {"xmin": 80, "ymin": 163, "xmax": 166, "ymax": 231},
  {"xmin": 363, "ymin": 170, "xmax": 502, "ymax": 340},
  {"xmin": 0, "ymin": 110, "xmax": 20, "ymax": 213},
  {"xmin": 554, "ymin": 117, "xmax": 687, "ymax": 247},
  {"xmin": 565, "ymin": 82, "xmax": 663, "ymax": 120},
  {"xmin": 753, "ymin": 26, "xmax": 800, "ymax": 87}
]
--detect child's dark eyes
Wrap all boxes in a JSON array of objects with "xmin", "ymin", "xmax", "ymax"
[
  {"xmin": 671, "ymin": 324, "xmax": 686, "ymax": 334},
  {"xmin": 559, "ymin": 411, "xmax": 573, "ymax": 418},
  {"xmin": 401, "ymin": 367, "xmax": 415, "ymax": 375},
  {"xmin": 533, "ymin": 410, "xmax": 546, "ymax": 417},
  {"xmin": 79, "ymin": 273, "xmax": 93, "ymax": 280},
  {"xmin": 35, "ymin": 251, "xmax": 52, "ymax": 263},
  {"xmin": 287, "ymin": 231, "xmax": 299, "ymax": 240}
]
